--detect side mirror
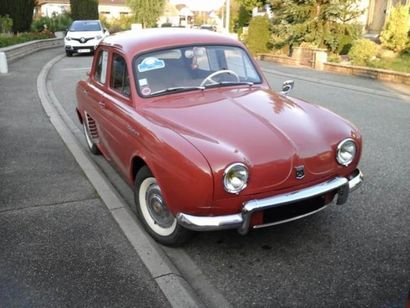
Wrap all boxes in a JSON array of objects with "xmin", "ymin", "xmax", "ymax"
[{"xmin": 281, "ymin": 80, "xmax": 294, "ymax": 95}]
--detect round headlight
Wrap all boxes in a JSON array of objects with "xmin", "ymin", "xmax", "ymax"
[
  {"xmin": 223, "ymin": 163, "xmax": 249, "ymax": 194},
  {"xmin": 336, "ymin": 138, "xmax": 357, "ymax": 166}
]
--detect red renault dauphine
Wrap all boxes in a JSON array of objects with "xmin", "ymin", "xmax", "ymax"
[{"xmin": 76, "ymin": 28, "xmax": 363, "ymax": 246}]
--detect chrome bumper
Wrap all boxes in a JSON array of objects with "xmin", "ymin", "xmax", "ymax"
[{"xmin": 177, "ymin": 169, "xmax": 363, "ymax": 235}]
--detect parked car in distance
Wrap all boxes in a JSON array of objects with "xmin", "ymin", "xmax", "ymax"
[
  {"xmin": 76, "ymin": 29, "xmax": 363, "ymax": 246},
  {"xmin": 199, "ymin": 24, "xmax": 216, "ymax": 31},
  {"xmin": 64, "ymin": 20, "xmax": 109, "ymax": 57}
]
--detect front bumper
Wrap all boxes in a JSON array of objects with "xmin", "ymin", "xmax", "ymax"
[{"xmin": 177, "ymin": 168, "xmax": 363, "ymax": 235}]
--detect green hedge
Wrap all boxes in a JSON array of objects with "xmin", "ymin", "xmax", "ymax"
[{"xmin": 0, "ymin": 32, "xmax": 54, "ymax": 48}]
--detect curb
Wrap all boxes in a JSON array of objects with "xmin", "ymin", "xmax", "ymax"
[
  {"xmin": 0, "ymin": 38, "xmax": 63, "ymax": 74},
  {"xmin": 37, "ymin": 54, "xmax": 204, "ymax": 308}
]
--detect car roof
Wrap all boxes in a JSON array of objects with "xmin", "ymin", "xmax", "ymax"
[{"xmin": 101, "ymin": 28, "xmax": 244, "ymax": 56}]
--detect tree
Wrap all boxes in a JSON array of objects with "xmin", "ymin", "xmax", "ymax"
[
  {"xmin": 127, "ymin": 0, "xmax": 165, "ymax": 28},
  {"xmin": 70, "ymin": 0, "xmax": 98, "ymax": 21},
  {"xmin": 380, "ymin": 4, "xmax": 410, "ymax": 52},
  {"xmin": 270, "ymin": 0, "xmax": 363, "ymax": 52},
  {"xmin": 0, "ymin": 0, "xmax": 36, "ymax": 33},
  {"xmin": 247, "ymin": 15, "xmax": 272, "ymax": 54}
]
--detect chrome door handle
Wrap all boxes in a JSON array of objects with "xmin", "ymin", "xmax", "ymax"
[{"xmin": 98, "ymin": 101, "xmax": 106, "ymax": 109}]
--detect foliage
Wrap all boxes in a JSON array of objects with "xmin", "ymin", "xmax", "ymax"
[
  {"xmin": 270, "ymin": 0, "xmax": 364, "ymax": 52},
  {"xmin": 70, "ymin": 0, "xmax": 99, "ymax": 21},
  {"xmin": 0, "ymin": 32, "xmax": 54, "ymax": 48},
  {"xmin": 380, "ymin": 4, "xmax": 410, "ymax": 52},
  {"xmin": 367, "ymin": 53, "xmax": 410, "ymax": 73},
  {"xmin": 0, "ymin": 15, "xmax": 13, "ymax": 33},
  {"xmin": 100, "ymin": 14, "xmax": 134, "ymax": 33},
  {"xmin": 127, "ymin": 0, "xmax": 165, "ymax": 28},
  {"xmin": 31, "ymin": 13, "xmax": 72, "ymax": 33},
  {"xmin": 246, "ymin": 15, "xmax": 272, "ymax": 54},
  {"xmin": 0, "ymin": 0, "xmax": 36, "ymax": 33},
  {"xmin": 348, "ymin": 39, "xmax": 379, "ymax": 66},
  {"xmin": 327, "ymin": 53, "xmax": 342, "ymax": 63}
]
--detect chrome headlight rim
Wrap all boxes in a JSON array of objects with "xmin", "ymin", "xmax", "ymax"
[
  {"xmin": 223, "ymin": 162, "xmax": 249, "ymax": 194},
  {"xmin": 336, "ymin": 138, "xmax": 357, "ymax": 166}
]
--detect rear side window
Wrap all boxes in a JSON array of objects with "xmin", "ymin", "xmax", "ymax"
[
  {"xmin": 110, "ymin": 54, "xmax": 130, "ymax": 97},
  {"xmin": 94, "ymin": 50, "xmax": 108, "ymax": 84}
]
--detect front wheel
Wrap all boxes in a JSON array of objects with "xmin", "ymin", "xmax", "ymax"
[
  {"xmin": 134, "ymin": 166, "xmax": 194, "ymax": 246},
  {"xmin": 66, "ymin": 50, "xmax": 73, "ymax": 57}
]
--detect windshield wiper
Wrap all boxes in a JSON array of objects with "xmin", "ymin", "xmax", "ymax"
[
  {"xmin": 150, "ymin": 86, "xmax": 205, "ymax": 96},
  {"xmin": 204, "ymin": 81, "xmax": 254, "ymax": 88}
]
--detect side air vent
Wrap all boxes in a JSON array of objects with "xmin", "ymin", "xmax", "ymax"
[{"xmin": 86, "ymin": 113, "xmax": 99, "ymax": 140}]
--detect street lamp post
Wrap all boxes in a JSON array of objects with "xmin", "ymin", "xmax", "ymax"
[{"xmin": 225, "ymin": 0, "xmax": 230, "ymax": 33}]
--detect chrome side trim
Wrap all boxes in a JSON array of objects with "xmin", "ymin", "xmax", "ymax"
[
  {"xmin": 253, "ymin": 204, "xmax": 330, "ymax": 229},
  {"xmin": 177, "ymin": 169, "xmax": 363, "ymax": 234}
]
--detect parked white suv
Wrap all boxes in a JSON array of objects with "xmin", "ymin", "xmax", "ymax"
[{"xmin": 64, "ymin": 20, "xmax": 109, "ymax": 57}]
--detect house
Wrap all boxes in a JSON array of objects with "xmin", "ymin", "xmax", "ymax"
[
  {"xmin": 364, "ymin": 0, "xmax": 410, "ymax": 33},
  {"xmin": 35, "ymin": 0, "xmax": 131, "ymax": 20}
]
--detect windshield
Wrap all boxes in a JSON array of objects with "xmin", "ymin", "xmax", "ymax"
[
  {"xmin": 134, "ymin": 45, "xmax": 262, "ymax": 97},
  {"xmin": 69, "ymin": 21, "xmax": 101, "ymax": 32}
]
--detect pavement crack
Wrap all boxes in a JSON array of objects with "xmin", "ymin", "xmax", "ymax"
[{"xmin": 0, "ymin": 197, "xmax": 100, "ymax": 214}]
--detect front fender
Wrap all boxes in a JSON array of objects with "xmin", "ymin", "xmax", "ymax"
[{"xmin": 130, "ymin": 120, "xmax": 214, "ymax": 216}]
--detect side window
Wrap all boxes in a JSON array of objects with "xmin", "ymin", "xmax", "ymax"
[
  {"xmin": 110, "ymin": 54, "xmax": 130, "ymax": 97},
  {"xmin": 94, "ymin": 50, "xmax": 108, "ymax": 84}
]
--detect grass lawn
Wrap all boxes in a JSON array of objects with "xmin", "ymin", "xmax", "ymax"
[{"xmin": 369, "ymin": 54, "xmax": 410, "ymax": 74}]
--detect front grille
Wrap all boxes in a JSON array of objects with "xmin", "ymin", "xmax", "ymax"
[{"xmin": 262, "ymin": 195, "xmax": 327, "ymax": 225}]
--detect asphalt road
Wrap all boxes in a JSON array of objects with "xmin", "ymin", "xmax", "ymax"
[
  {"xmin": 0, "ymin": 49, "xmax": 169, "ymax": 307},
  {"xmin": 49, "ymin": 52, "xmax": 410, "ymax": 307}
]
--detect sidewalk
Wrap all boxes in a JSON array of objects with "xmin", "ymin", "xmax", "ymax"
[{"xmin": 0, "ymin": 49, "xmax": 169, "ymax": 307}]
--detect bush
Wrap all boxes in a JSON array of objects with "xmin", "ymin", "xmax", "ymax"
[
  {"xmin": 348, "ymin": 39, "xmax": 379, "ymax": 66},
  {"xmin": 0, "ymin": 32, "xmax": 54, "ymax": 48},
  {"xmin": 246, "ymin": 16, "xmax": 272, "ymax": 55},
  {"xmin": 31, "ymin": 13, "xmax": 72, "ymax": 33},
  {"xmin": 328, "ymin": 53, "xmax": 342, "ymax": 63},
  {"xmin": 380, "ymin": 4, "xmax": 410, "ymax": 52},
  {"xmin": 100, "ymin": 14, "xmax": 133, "ymax": 33},
  {"xmin": 0, "ymin": 15, "xmax": 12, "ymax": 33}
]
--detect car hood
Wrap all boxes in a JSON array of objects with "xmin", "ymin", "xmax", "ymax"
[
  {"xmin": 143, "ymin": 87, "xmax": 359, "ymax": 196},
  {"xmin": 66, "ymin": 30, "xmax": 102, "ymax": 38}
]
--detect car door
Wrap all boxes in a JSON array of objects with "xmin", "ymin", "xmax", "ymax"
[
  {"xmin": 83, "ymin": 48, "xmax": 110, "ymax": 157},
  {"xmin": 97, "ymin": 51, "xmax": 136, "ymax": 176}
]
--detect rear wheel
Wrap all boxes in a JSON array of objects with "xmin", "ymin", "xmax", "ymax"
[
  {"xmin": 83, "ymin": 120, "xmax": 100, "ymax": 155},
  {"xmin": 134, "ymin": 166, "xmax": 194, "ymax": 246}
]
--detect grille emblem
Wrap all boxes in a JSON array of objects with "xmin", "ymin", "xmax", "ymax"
[
  {"xmin": 295, "ymin": 166, "xmax": 305, "ymax": 180},
  {"xmin": 80, "ymin": 37, "xmax": 86, "ymax": 43}
]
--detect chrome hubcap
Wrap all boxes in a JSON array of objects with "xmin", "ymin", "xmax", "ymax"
[{"xmin": 145, "ymin": 183, "xmax": 174, "ymax": 228}]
